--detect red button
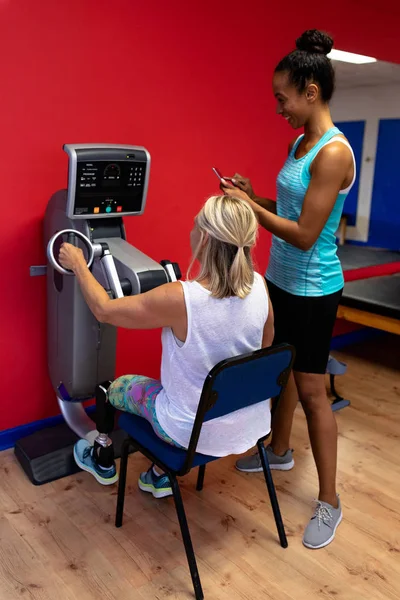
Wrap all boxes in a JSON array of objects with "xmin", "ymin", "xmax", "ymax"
[{"xmin": 117, "ymin": 206, "xmax": 122, "ymax": 212}]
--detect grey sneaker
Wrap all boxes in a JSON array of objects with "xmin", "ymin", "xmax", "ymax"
[
  {"xmin": 235, "ymin": 445, "xmax": 294, "ymax": 472},
  {"xmin": 303, "ymin": 496, "xmax": 342, "ymax": 549}
]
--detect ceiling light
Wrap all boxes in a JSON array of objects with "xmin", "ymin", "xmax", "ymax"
[{"xmin": 328, "ymin": 49, "xmax": 377, "ymax": 64}]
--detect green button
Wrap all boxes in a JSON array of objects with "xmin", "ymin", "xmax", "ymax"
[{"xmin": 106, "ymin": 206, "xmax": 112, "ymax": 213}]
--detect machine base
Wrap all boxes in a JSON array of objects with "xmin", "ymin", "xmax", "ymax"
[{"xmin": 14, "ymin": 420, "xmax": 129, "ymax": 486}]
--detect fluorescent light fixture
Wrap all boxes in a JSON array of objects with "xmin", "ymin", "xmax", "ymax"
[{"xmin": 328, "ymin": 49, "xmax": 377, "ymax": 64}]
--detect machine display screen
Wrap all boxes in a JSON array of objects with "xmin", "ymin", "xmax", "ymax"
[{"xmin": 73, "ymin": 160, "xmax": 147, "ymax": 216}]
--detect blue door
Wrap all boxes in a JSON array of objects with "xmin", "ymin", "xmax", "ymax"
[
  {"xmin": 368, "ymin": 119, "xmax": 400, "ymax": 250},
  {"xmin": 334, "ymin": 120, "xmax": 365, "ymax": 227}
]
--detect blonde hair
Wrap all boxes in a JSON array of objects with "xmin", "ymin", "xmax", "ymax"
[{"xmin": 188, "ymin": 195, "xmax": 258, "ymax": 299}]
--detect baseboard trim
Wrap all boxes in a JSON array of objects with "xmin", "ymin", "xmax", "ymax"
[
  {"xmin": 0, "ymin": 406, "xmax": 96, "ymax": 452},
  {"xmin": 330, "ymin": 327, "xmax": 385, "ymax": 351}
]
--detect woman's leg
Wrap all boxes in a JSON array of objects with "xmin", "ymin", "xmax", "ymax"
[
  {"xmin": 270, "ymin": 371, "xmax": 298, "ymax": 455},
  {"xmin": 235, "ymin": 372, "xmax": 297, "ymax": 472},
  {"xmin": 108, "ymin": 375, "xmax": 183, "ymax": 498},
  {"xmin": 267, "ymin": 280, "xmax": 299, "ymax": 456},
  {"xmin": 235, "ymin": 370, "xmax": 297, "ymax": 473},
  {"xmin": 271, "ymin": 369, "xmax": 338, "ymax": 505},
  {"xmin": 108, "ymin": 375, "xmax": 183, "ymax": 448},
  {"xmin": 294, "ymin": 371, "xmax": 342, "ymax": 549},
  {"xmin": 294, "ymin": 371, "xmax": 338, "ymax": 507},
  {"xmin": 74, "ymin": 375, "xmax": 181, "ymax": 486}
]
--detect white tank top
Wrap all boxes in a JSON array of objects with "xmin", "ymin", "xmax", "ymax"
[{"xmin": 155, "ymin": 273, "xmax": 271, "ymax": 456}]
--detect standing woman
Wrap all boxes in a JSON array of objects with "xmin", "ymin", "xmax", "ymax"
[{"xmin": 223, "ymin": 29, "xmax": 356, "ymax": 549}]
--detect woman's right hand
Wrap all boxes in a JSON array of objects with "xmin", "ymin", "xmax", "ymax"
[{"xmin": 221, "ymin": 173, "xmax": 255, "ymax": 200}]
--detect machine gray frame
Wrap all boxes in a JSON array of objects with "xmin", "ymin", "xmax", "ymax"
[{"xmin": 42, "ymin": 143, "xmax": 172, "ymax": 446}]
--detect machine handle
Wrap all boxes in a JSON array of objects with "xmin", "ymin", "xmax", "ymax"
[
  {"xmin": 47, "ymin": 229, "xmax": 95, "ymax": 276},
  {"xmin": 172, "ymin": 262, "xmax": 182, "ymax": 280},
  {"xmin": 100, "ymin": 250, "xmax": 124, "ymax": 299},
  {"xmin": 160, "ymin": 260, "xmax": 181, "ymax": 282}
]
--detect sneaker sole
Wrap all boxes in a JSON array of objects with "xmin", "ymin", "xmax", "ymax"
[
  {"xmin": 236, "ymin": 459, "xmax": 295, "ymax": 473},
  {"xmin": 302, "ymin": 511, "xmax": 343, "ymax": 549},
  {"xmin": 138, "ymin": 479, "xmax": 173, "ymax": 499},
  {"xmin": 73, "ymin": 446, "xmax": 119, "ymax": 486}
]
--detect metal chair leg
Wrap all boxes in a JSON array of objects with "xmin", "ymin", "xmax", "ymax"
[
  {"xmin": 330, "ymin": 374, "xmax": 350, "ymax": 412},
  {"xmin": 196, "ymin": 465, "xmax": 206, "ymax": 491},
  {"xmin": 257, "ymin": 441, "xmax": 288, "ymax": 548},
  {"xmin": 169, "ymin": 474, "xmax": 204, "ymax": 600},
  {"xmin": 115, "ymin": 437, "xmax": 131, "ymax": 528}
]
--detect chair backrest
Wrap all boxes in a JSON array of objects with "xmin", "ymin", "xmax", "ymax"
[{"xmin": 182, "ymin": 343, "xmax": 295, "ymax": 472}]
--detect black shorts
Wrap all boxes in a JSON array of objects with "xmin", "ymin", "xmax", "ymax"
[{"xmin": 266, "ymin": 279, "xmax": 343, "ymax": 374}]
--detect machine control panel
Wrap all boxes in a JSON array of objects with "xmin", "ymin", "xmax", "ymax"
[{"xmin": 64, "ymin": 144, "xmax": 151, "ymax": 219}]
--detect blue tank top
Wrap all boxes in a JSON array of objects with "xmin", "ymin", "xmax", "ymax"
[{"xmin": 266, "ymin": 127, "xmax": 355, "ymax": 297}]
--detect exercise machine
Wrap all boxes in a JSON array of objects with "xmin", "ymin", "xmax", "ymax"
[{"xmin": 16, "ymin": 144, "xmax": 180, "ymax": 484}]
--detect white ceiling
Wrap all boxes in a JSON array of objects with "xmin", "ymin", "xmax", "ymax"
[{"xmin": 333, "ymin": 59, "xmax": 400, "ymax": 90}]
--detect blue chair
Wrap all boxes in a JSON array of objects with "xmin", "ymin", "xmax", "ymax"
[{"xmin": 115, "ymin": 343, "xmax": 295, "ymax": 600}]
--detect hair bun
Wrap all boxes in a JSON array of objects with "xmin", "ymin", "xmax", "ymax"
[{"xmin": 296, "ymin": 29, "xmax": 333, "ymax": 56}]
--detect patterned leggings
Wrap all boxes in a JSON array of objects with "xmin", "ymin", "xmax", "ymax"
[{"xmin": 107, "ymin": 375, "xmax": 183, "ymax": 448}]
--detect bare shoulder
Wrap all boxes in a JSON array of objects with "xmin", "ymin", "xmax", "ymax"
[
  {"xmin": 137, "ymin": 281, "xmax": 185, "ymax": 326},
  {"xmin": 261, "ymin": 275, "xmax": 269, "ymax": 294},
  {"xmin": 313, "ymin": 139, "xmax": 353, "ymax": 173},
  {"xmin": 164, "ymin": 281, "xmax": 184, "ymax": 295},
  {"xmin": 156, "ymin": 280, "xmax": 184, "ymax": 298},
  {"xmin": 144, "ymin": 281, "xmax": 184, "ymax": 306},
  {"xmin": 259, "ymin": 275, "xmax": 272, "ymax": 306}
]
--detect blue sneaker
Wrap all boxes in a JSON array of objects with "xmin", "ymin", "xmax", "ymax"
[
  {"xmin": 73, "ymin": 439, "xmax": 118, "ymax": 485},
  {"xmin": 138, "ymin": 466, "xmax": 172, "ymax": 498}
]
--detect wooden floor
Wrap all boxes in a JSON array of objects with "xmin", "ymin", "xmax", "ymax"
[{"xmin": 1, "ymin": 335, "xmax": 400, "ymax": 600}]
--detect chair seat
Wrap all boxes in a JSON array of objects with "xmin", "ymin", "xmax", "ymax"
[
  {"xmin": 118, "ymin": 413, "xmax": 218, "ymax": 472},
  {"xmin": 326, "ymin": 355, "xmax": 347, "ymax": 376}
]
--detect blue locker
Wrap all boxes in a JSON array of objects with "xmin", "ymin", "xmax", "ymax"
[
  {"xmin": 334, "ymin": 120, "xmax": 365, "ymax": 227},
  {"xmin": 368, "ymin": 119, "xmax": 400, "ymax": 250}
]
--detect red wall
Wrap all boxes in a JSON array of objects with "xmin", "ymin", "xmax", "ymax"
[{"xmin": 1, "ymin": 0, "xmax": 399, "ymax": 431}]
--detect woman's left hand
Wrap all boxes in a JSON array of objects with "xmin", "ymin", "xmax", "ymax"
[
  {"xmin": 222, "ymin": 185, "xmax": 253, "ymax": 205},
  {"xmin": 59, "ymin": 243, "xmax": 86, "ymax": 272}
]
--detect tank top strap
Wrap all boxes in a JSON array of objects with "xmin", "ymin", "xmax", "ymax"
[
  {"xmin": 304, "ymin": 126, "xmax": 342, "ymax": 165},
  {"xmin": 290, "ymin": 134, "xmax": 304, "ymax": 157}
]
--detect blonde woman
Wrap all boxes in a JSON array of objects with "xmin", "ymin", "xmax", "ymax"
[{"xmin": 59, "ymin": 195, "xmax": 274, "ymax": 496}]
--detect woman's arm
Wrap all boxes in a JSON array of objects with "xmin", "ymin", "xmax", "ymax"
[
  {"xmin": 262, "ymin": 296, "xmax": 275, "ymax": 348},
  {"xmin": 252, "ymin": 195, "xmax": 277, "ymax": 214},
  {"xmin": 226, "ymin": 142, "xmax": 353, "ymax": 251},
  {"xmin": 222, "ymin": 174, "xmax": 276, "ymax": 214},
  {"xmin": 100, "ymin": 282, "xmax": 185, "ymax": 329},
  {"xmin": 222, "ymin": 140, "xmax": 298, "ymax": 215},
  {"xmin": 58, "ymin": 244, "xmax": 185, "ymax": 329}
]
